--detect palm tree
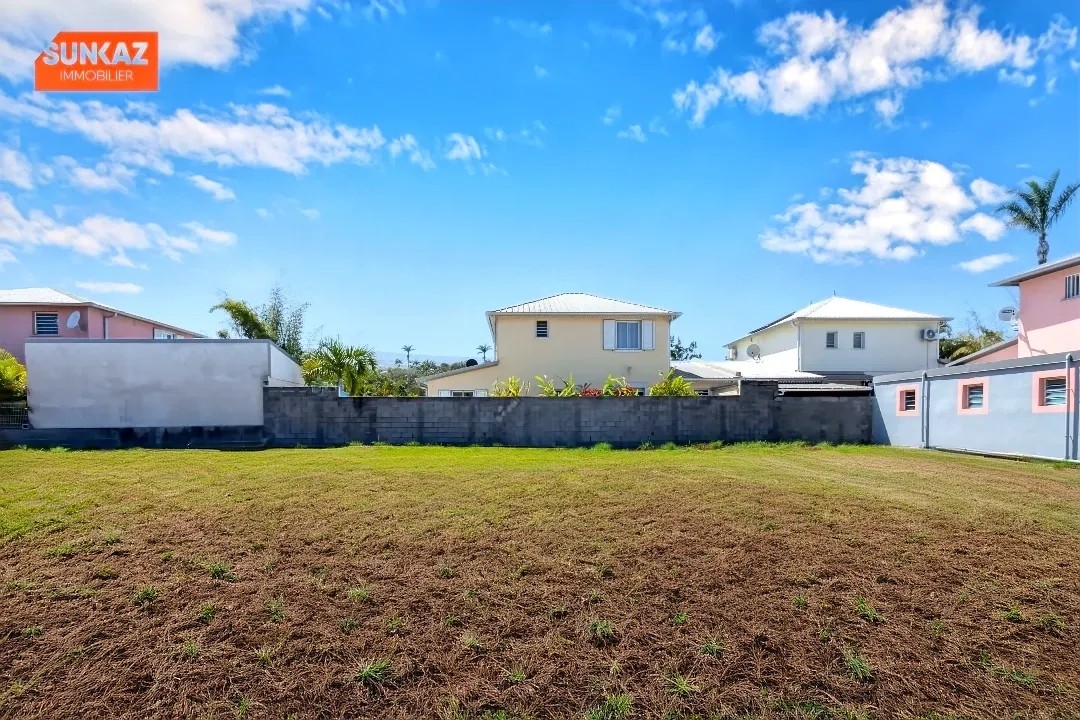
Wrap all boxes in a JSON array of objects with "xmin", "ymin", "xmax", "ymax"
[
  {"xmin": 997, "ymin": 170, "xmax": 1079, "ymax": 265},
  {"xmin": 477, "ymin": 344, "xmax": 491, "ymax": 362},
  {"xmin": 210, "ymin": 285, "xmax": 309, "ymax": 359},
  {"xmin": 401, "ymin": 344, "xmax": 414, "ymax": 367},
  {"xmin": 302, "ymin": 338, "xmax": 377, "ymax": 395}
]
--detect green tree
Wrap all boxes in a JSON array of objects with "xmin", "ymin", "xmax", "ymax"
[
  {"xmin": 997, "ymin": 169, "xmax": 1079, "ymax": 265},
  {"xmin": 477, "ymin": 344, "xmax": 491, "ymax": 362},
  {"xmin": 0, "ymin": 350, "xmax": 27, "ymax": 399},
  {"xmin": 670, "ymin": 336, "xmax": 702, "ymax": 361},
  {"xmin": 301, "ymin": 338, "xmax": 377, "ymax": 395},
  {"xmin": 401, "ymin": 345, "xmax": 414, "ymax": 367},
  {"xmin": 938, "ymin": 312, "xmax": 1009, "ymax": 363},
  {"xmin": 211, "ymin": 285, "xmax": 309, "ymax": 359}
]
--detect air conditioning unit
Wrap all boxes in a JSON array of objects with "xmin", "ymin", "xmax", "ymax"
[{"xmin": 921, "ymin": 328, "xmax": 939, "ymax": 341}]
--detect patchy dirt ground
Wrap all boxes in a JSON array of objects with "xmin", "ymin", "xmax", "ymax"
[{"xmin": 1, "ymin": 445, "xmax": 1078, "ymax": 719}]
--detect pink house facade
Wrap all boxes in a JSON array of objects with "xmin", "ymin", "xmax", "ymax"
[
  {"xmin": 953, "ymin": 254, "xmax": 1080, "ymax": 365},
  {"xmin": 0, "ymin": 288, "xmax": 201, "ymax": 364}
]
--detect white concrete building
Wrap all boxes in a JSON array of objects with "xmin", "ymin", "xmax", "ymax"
[
  {"xmin": 721, "ymin": 296, "xmax": 949, "ymax": 383},
  {"xmin": 26, "ymin": 339, "xmax": 303, "ymax": 429}
]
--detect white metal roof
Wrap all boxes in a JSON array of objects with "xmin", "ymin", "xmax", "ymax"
[
  {"xmin": 489, "ymin": 293, "xmax": 680, "ymax": 317},
  {"xmin": 0, "ymin": 286, "xmax": 203, "ymax": 337},
  {"xmin": 989, "ymin": 253, "xmax": 1080, "ymax": 287},
  {"xmin": 733, "ymin": 296, "xmax": 947, "ymax": 344},
  {"xmin": 0, "ymin": 288, "xmax": 94, "ymax": 305},
  {"xmin": 673, "ymin": 360, "xmax": 824, "ymax": 381}
]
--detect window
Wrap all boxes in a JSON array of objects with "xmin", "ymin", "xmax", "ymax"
[
  {"xmin": 1042, "ymin": 377, "xmax": 1067, "ymax": 406},
  {"xmin": 34, "ymin": 312, "xmax": 59, "ymax": 335},
  {"xmin": 825, "ymin": 331, "xmax": 838, "ymax": 349},
  {"xmin": 728, "ymin": 347, "xmax": 738, "ymax": 360},
  {"xmin": 903, "ymin": 389, "xmax": 917, "ymax": 411},
  {"xmin": 450, "ymin": 390, "xmax": 474, "ymax": 397},
  {"xmin": 535, "ymin": 320, "xmax": 548, "ymax": 338},
  {"xmin": 853, "ymin": 332, "xmax": 865, "ymax": 349},
  {"xmin": 1066, "ymin": 273, "xmax": 1080, "ymax": 300},
  {"xmin": 154, "ymin": 329, "xmax": 183, "ymax": 339},
  {"xmin": 616, "ymin": 321, "xmax": 641, "ymax": 350},
  {"xmin": 696, "ymin": 390, "xmax": 710, "ymax": 397},
  {"xmin": 965, "ymin": 383, "xmax": 984, "ymax": 409}
]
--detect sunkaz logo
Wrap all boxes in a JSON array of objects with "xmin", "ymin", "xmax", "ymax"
[{"xmin": 35, "ymin": 31, "xmax": 158, "ymax": 92}]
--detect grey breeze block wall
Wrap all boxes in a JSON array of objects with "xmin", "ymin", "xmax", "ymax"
[
  {"xmin": 263, "ymin": 382, "xmax": 872, "ymax": 448},
  {"xmin": 872, "ymin": 352, "xmax": 1079, "ymax": 461}
]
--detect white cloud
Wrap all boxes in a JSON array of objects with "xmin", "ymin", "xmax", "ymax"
[
  {"xmin": 534, "ymin": 64, "xmax": 549, "ymax": 79},
  {"xmin": 0, "ymin": 0, "xmax": 323, "ymax": 83},
  {"xmin": 75, "ymin": 281, "xmax": 144, "ymax": 294},
  {"xmin": 694, "ymin": 24, "xmax": 717, "ymax": 54},
  {"xmin": 188, "ymin": 174, "xmax": 236, "ymax": 201},
  {"xmin": 0, "ymin": 147, "xmax": 33, "ymax": 190},
  {"xmin": 444, "ymin": 133, "xmax": 483, "ymax": 161},
  {"xmin": 255, "ymin": 208, "xmax": 272, "ymax": 219},
  {"xmin": 674, "ymin": 1, "xmax": 1076, "ymax": 125},
  {"xmin": 500, "ymin": 18, "xmax": 552, "ymax": 38},
  {"xmin": 0, "ymin": 193, "xmax": 219, "ymax": 265},
  {"xmin": 180, "ymin": 221, "xmax": 237, "ymax": 245},
  {"xmin": 969, "ymin": 178, "xmax": 1010, "ymax": 205},
  {"xmin": 361, "ymin": 0, "xmax": 405, "ymax": 22},
  {"xmin": 957, "ymin": 253, "xmax": 1014, "ymax": 273},
  {"xmin": 54, "ymin": 156, "xmax": 135, "ymax": 193},
  {"xmin": 873, "ymin": 94, "xmax": 904, "ymax": 125},
  {"xmin": 387, "ymin": 134, "xmax": 435, "ymax": 170},
  {"xmin": 958, "ymin": 212, "xmax": 1006, "ymax": 240},
  {"xmin": 616, "ymin": 125, "xmax": 647, "ymax": 142},
  {"xmin": 648, "ymin": 117, "xmax": 668, "ymax": 136},
  {"xmin": 760, "ymin": 155, "xmax": 1007, "ymax": 263},
  {"xmin": 483, "ymin": 122, "xmax": 545, "ymax": 148},
  {"xmin": 299, "ymin": 208, "xmax": 320, "ymax": 220},
  {"xmin": 258, "ymin": 85, "xmax": 292, "ymax": 97},
  {"xmin": 998, "ymin": 68, "xmax": 1035, "ymax": 86},
  {"xmin": 0, "ymin": 91, "xmax": 387, "ymax": 175},
  {"xmin": 601, "ymin": 105, "xmax": 622, "ymax": 125}
]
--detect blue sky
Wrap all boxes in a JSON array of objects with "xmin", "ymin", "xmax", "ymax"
[{"xmin": 0, "ymin": 0, "xmax": 1078, "ymax": 361}]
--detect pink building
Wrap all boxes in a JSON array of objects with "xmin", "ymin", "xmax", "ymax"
[
  {"xmin": 954, "ymin": 254, "xmax": 1080, "ymax": 365},
  {"xmin": 0, "ymin": 288, "xmax": 202, "ymax": 364}
]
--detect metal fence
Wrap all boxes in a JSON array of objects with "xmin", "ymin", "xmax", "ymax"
[{"xmin": 0, "ymin": 401, "xmax": 29, "ymax": 429}]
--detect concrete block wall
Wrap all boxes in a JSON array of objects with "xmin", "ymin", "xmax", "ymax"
[{"xmin": 263, "ymin": 382, "xmax": 872, "ymax": 448}]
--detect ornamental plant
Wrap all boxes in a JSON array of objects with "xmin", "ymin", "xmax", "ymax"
[
  {"xmin": 536, "ymin": 374, "xmax": 579, "ymax": 397},
  {"xmin": 0, "ymin": 350, "xmax": 27, "ymax": 399},
  {"xmin": 601, "ymin": 375, "xmax": 637, "ymax": 397},
  {"xmin": 491, "ymin": 376, "xmax": 529, "ymax": 397},
  {"xmin": 647, "ymin": 370, "xmax": 696, "ymax": 397}
]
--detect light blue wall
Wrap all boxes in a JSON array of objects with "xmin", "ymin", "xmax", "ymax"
[{"xmin": 873, "ymin": 353, "xmax": 1079, "ymax": 460}]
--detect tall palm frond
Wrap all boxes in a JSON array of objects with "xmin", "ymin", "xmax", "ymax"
[
  {"xmin": 211, "ymin": 299, "xmax": 274, "ymax": 341},
  {"xmin": 997, "ymin": 169, "xmax": 1079, "ymax": 264}
]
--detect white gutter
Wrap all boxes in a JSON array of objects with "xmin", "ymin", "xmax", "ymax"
[
  {"xmin": 921, "ymin": 371, "xmax": 929, "ymax": 449},
  {"xmin": 104, "ymin": 311, "xmax": 118, "ymax": 339},
  {"xmin": 1066, "ymin": 353, "xmax": 1074, "ymax": 461}
]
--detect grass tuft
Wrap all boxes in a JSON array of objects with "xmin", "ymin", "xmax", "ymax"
[
  {"xmin": 21, "ymin": 626, "xmax": 43, "ymax": 638},
  {"xmin": 197, "ymin": 604, "xmax": 218, "ymax": 624},
  {"xmin": 794, "ymin": 593, "xmax": 809, "ymax": 610},
  {"xmin": 672, "ymin": 611, "xmax": 689, "ymax": 627},
  {"xmin": 347, "ymin": 585, "xmax": 372, "ymax": 603},
  {"xmin": 843, "ymin": 648, "xmax": 873, "ymax": 682},
  {"xmin": 181, "ymin": 640, "xmax": 199, "ymax": 660},
  {"xmin": 208, "ymin": 561, "xmax": 238, "ymax": 582},
  {"xmin": 340, "ymin": 617, "xmax": 361, "ymax": 633},
  {"xmin": 700, "ymin": 637, "xmax": 724, "ymax": 656},
  {"xmin": 1035, "ymin": 613, "xmax": 1065, "ymax": 633},
  {"xmin": 665, "ymin": 673, "xmax": 699, "ymax": 696},
  {"xmin": 504, "ymin": 667, "xmax": 528, "ymax": 684},
  {"xmin": 265, "ymin": 597, "xmax": 285, "ymax": 623},
  {"xmin": 133, "ymin": 586, "xmax": 158, "ymax": 607},
  {"xmin": 588, "ymin": 618, "xmax": 616, "ymax": 645},
  {"xmin": 1002, "ymin": 605, "xmax": 1023, "ymax": 623},
  {"xmin": 355, "ymin": 658, "xmax": 392, "ymax": 686},
  {"xmin": 461, "ymin": 632, "xmax": 484, "ymax": 651},
  {"xmin": 853, "ymin": 596, "xmax": 883, "ymax": 623},
  {"xmin": 584, "ymin": 694, "xmax": 633, "ymax": 720}
]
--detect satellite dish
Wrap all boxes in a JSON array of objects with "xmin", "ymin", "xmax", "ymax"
[
  {"xmin": 66, "ymin": 311, "xmax": 81, "ymax": 329},
  {"xmin": 746, "ymin": 343, "xmax": 761, "ymax": 361},
  {"xmin": 998, "ymin": 306, "xmax": 1017, "ymax": 323},
  {"xmin": 465, "ymin": 358, "xmax": 478, "ymax": 367}
]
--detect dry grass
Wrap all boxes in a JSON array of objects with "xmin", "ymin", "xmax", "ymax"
[{"xmin": 1, "ymin": 444, "xmax": 1078, "ymax": 718}]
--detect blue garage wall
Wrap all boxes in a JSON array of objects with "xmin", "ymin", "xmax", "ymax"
[{"xmin": 873, "ymin": 352, "xmax": 1079, "ymax": 460}]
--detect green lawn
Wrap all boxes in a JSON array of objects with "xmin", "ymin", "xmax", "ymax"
[{"xmin": 1, "ymin": 444, "xmax": 1078, "ymax": 718}]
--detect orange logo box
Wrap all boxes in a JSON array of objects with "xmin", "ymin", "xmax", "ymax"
[{"xmin": 35, "ymin": 31, "xmax": 158, "ymax": 92}]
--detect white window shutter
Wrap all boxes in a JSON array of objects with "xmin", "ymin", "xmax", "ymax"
[
  {"xmin": 642, "ymin": 320, "xmax": 655, "ymax": 350},
  {"xmin": 438, "ymin": 390, "xmax": 452, "ymax": 397},
  {"xmin": 474, "ymin": 389, "xmax": 488, "ymax": 397},
  {"xmin": 603, "ymin": 320, "xmax": 616, "ymax": 350}
]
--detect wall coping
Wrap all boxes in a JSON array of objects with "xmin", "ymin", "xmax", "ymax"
[{"xmin": 874, "ymin": 351, "xmax": 1076, "ymax": 384}]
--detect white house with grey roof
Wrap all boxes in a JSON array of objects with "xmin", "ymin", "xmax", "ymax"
[
  {"xmin": 421, "ymin": 293, "xmax": 680, "ymax": 397},
  {"xmin": 720, "ymin": 296, "xmax": 949, "ymax": 383}
]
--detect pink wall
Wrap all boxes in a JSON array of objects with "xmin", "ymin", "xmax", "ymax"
[
  {"xmin": 0, "ymin": 305, "xmax": 165, "ymax": 363},
  {"xmin": 967, "ymin": 342, "xmax": 1018, "ymax": 365},
  {"xmin": 1017, "ymin": 266, "xmax": 1080, "ymax": 357}
]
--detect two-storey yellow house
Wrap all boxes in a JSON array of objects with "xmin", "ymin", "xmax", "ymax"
[{"xmin": 421, "ymin": 293, "xmax": 680, "ymax": 396}]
